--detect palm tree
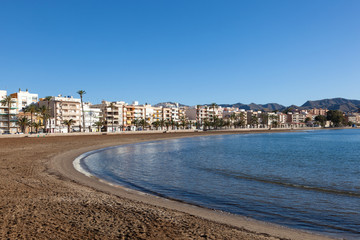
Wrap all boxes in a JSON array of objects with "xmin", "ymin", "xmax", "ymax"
[
  {"xmin": 152, "ymin": 121, "xmax": 160, "ymax": 130},
  {"xmin": 211, "ymin": 103, "xmax": 218, "ymax": 112},
  {"xmin": 38, "ymin": 105, "xmax": 49, "ymax": 132},
  {"xmin": 159, "ymin": 119, "xmax": 165, "ymax": 130},
  {"xmin": 77, "ymin": 90, "xmax": 86, "ymax": 132},
  {"xmin": 180, "ymin": 116, "xmax": 187, "ymax": 129},
  {"xmin": 0, "ymin": 95, "xmax": 14, "ymax": 133},
  {"xmin": 269, "ymin": 115, "xmax": 279, "ymax": 129},
  {"xmin": 170, "ymin": 119, "xmax": 176, "ymax": 130},
  {"xmin": 93, "ymin": 121, "xmax": 104, "ymax": 132},
  {"xmin": 63, "ymin": 119, "xmax": 74, "ymax": 133},
  {"xmin": 44, "ymin": 96, "xmax": 52, "ymax": 133},
  {"xmin": 139, "ymin": 118, "xmax": 148, "ymax": 130},
  {"xmin": 230, "ymin": 112, "xmax": 237, "ymax": 128},
  {"xmin": 24, "ymin": 103, "xmax": 39, "ymax": 133},
  {"xmin": 17, "ymin": 116, "xmax": 30, "ymax": 133},
  {"xmin": 260, "ymin": 112, "xmax": 269, "ymax": 128},
  {"xmin": 109, "ymin": 102, "xmax": 115, "ymax": 132},
  {"xmin": 196, "ymin": 105, "xmax": 201, "ymax": 129},
  {"xmin": 165, "ymin": 120, "xmax": 171, "ymax": 131},
  {"xmin": 32, "ymin": 121, "xmax": 42, "ymax": 133},
  {"xmin": 250, "ymin": 115, "xmax": 259, "ymax": 128},
  {"xmin": 203, "ymin": 119, "xmax": 211, "ymax": 130},
  {"xmin": 131, "ymin": 119, "xmax": 141, "ymax": 130}
]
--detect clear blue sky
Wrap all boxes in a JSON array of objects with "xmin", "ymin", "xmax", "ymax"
[{"xmin": 1, "ymin": 0, "xmax": 359, "ymax": 106}]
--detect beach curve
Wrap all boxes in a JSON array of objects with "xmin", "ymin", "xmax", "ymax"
[
  {"xmin": 0, "ymin": 130, "xmax": 336, "ymax": 239},
  {"xmin": 54, "ymin": 131, "xmax": 335, "ymax": 240}
]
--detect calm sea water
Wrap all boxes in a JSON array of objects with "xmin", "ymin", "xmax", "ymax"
[{"xmin": 80, "ymin": 129, "xmax": 360, "ymax": 239}]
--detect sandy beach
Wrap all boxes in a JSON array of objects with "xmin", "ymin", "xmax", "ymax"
[{"xmin": 0, "ymin": 130, "xmax": 335, "ymax": 239}]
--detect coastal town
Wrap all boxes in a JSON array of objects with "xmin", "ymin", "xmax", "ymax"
[{"xmin": 0, "ymin": 88, "xmax": 358, "ymax": 134}]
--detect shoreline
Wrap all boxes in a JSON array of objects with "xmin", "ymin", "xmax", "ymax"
[
  {"xmin": 53, "ymin": 130, "xmax": 334, "ymax": 240},
  {"xmin": 0, "ymin": 129, "xmax": 338, "ymax": 239}
]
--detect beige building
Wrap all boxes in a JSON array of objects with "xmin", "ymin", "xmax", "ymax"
[
  {"xmin": 93, "ymin": 101, "xmax": 127, "ymax": 132},
  {"xmin": 39, "ymin": 95, "xmax": 81, "ymax": 133},
  {"xmin": 185, "ymin": 105, "xmax": 223, "ymax": 128}
]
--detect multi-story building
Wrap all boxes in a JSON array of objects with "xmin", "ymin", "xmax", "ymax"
[
  {"xmin": 222, "ymin": 108, "xmax": 247, "ymax": 127},
  {"xmin": 246, "ymin": 110, "xmax": 262, "ymax": 127},
  {"xmin": 10, "ymin": 89, "xmax": 38, "ymax": 112},
  {"xmin": 149, "ymin": 106, "xmax": 163, "ymax": 122},
  {"xmin": 308, "ymin": 108, "xmax": 327, "ymax": 116},
  {"xmin": 286, "ymin": 112, "xmax": 307, "ymax": 127},
  {"xmin": 83, "ymin": 102, "xmax": 102, "ymax": 132},
  {"xmin": 0, "ymin": 90, "xmax": 18, "ymax": 133},
  {"xmin": 276, "ymin": 112, "xmax": 288, "ymax": 127},
  {"xmin": 346, "ymin": 113, "xmax": 360, "ymax": 125},
  {"xmin": 10, "ymin": 89, "xmax": 40, "ymax": 133},
  {"xmin": 39, "ymin": 95, "xmax": 81, "ymax": 133},
  {"xmin": 185, "ymin": 105, "xmax": 223, "ymax": 128},
  {"xmin": 94, "ymin": 101, "xmax": 127, "ymax": 132}
]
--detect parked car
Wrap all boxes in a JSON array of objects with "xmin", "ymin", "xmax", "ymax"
[{"xmin": 15, "ymin": 132, "xmax": 24, "ymax": 134}]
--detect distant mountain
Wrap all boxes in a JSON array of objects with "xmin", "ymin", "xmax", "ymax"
[
  {"xmin": 301, "ymin": 98, "xmax": 360, "ymax": 112},
  {"xmin": 157, "ymin": 98, "xmax": 360, "ymax": 112},
  {"xmin": 154, "ymin": 102, "xmax": 188, "ymax": 108},
  {"xmin": 218, "ymin": 102, "xmax": 286, "ymax": 111}
]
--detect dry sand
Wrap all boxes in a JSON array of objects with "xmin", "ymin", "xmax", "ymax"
[{"xmin": 0, "ymin": 130, "xmax": 336, "ymax": 239}]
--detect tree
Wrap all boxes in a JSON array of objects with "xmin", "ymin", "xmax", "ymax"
[
  {"xmin": 63, "ymin": 119, "xmax": 74, "ymax": 133},
  {"xmin": 170, "ymin": 119, "xmax": 176, "ymax": 130},
  {"xmin": 0, "ymin": 95, "xmax": 15, "ymax": 133},
  {"xmin": 109, "ymin": 102, "xmax": 115, "ymax": 132},
  {"xmin": 24, "ymin": 103, "xmax": 39, "ymax": 133},
  {"xmin": 152, "ymin": 121, "xmax": 160, "ymax": 130},
  {"xmin": 39, "ymin": 105, "xmax": 49, "ymax": 132},
  {"xmin": 93, "ymin": 121, "xmax": 104, "ymax": 132},
  {"xmin": 44, "ymin": 96, "xmax": 53, "ymax": 133},
  {"xmin": 326, "ymin": 110, "xmax": 345, "ymax": 127},
  {"xmin": 139, "ymin": 118, "xmax": 148, "ymax": 130},
  {"xmin": 165, "ymin": 119, "xmax": 171, "ymax": 130},
  {"xmin": 203, "ymin": 119, "xmax": 211, "ymax": 130},
  {"xmin": 17, "ymin": 116, "xmax": 30, "ymax": 133},
  {"xmin": 196, "ymin": 105, "xmax": 201, "ymax": 129},
  {"xmin": 250, "ymin": 115, "xmax": 258, "ymax": 128},
  {"xmin": 230, "ymin": 112, "xmax": 237, "ymax": 128},
  {"xmin": 269, "ymin": 115, "xmax": 279, "ymax": 128},
  {"xmin": 131, "ymin": 119, "xmax": 140, "ymax": 130},
  {"xmin": 315, "ymin": 115, "xmax": 327, "ymax": 127},
  {"xmin": 32, "ymin": 121, "xmax": 42, "ymax": 133},
  {"xmin": 180, "ymin": 116, "xmax": 187, "ymax": 129},
  {"xmin": 159, "ymin": 119, "xmax": 165, "ymax": 130},
  {"xmin": 77, "ymin": 90, "xmax": 86, "ymax": 132},
  {"xmin": 282, "ymin": 107, "xmax": 294, "ymax": 114},
  {"xmin": 260, "ymin": 112, "xmax": 268, "ymax": 127}
]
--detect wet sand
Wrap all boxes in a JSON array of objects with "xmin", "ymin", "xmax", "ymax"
[{"xmin": 0, "ymin": 130, "xmax": 335, "ymax": 239}]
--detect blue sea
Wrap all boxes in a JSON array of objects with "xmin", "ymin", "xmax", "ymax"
[{"xmin": 79, "ymin": 129, "xmax": 360, "ymax": 239}]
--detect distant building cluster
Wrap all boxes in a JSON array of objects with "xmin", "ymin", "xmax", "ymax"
[{"xmin": 0, "ymin": 88, "xmax": 359, "ymax": 134}]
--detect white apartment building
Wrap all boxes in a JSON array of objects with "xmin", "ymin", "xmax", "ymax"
[
  {"xmin": 10, "ymin": 89, "xmax": 38, "ymax": 112},
  {"xmin": 83, "ymin": 102, "xmax": 102, "ymax": 132},
  {"xmin": 287, "ymin": 112, "xmax": 307, "ymax": 124},
  {"xmin": 0, "ymin": 90, "xmax": 18, "ymax": 133}
]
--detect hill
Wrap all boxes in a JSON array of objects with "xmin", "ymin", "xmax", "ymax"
[{"xmin": 301, "ymin": 98, "xmax": 360, "ymax": 112}]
